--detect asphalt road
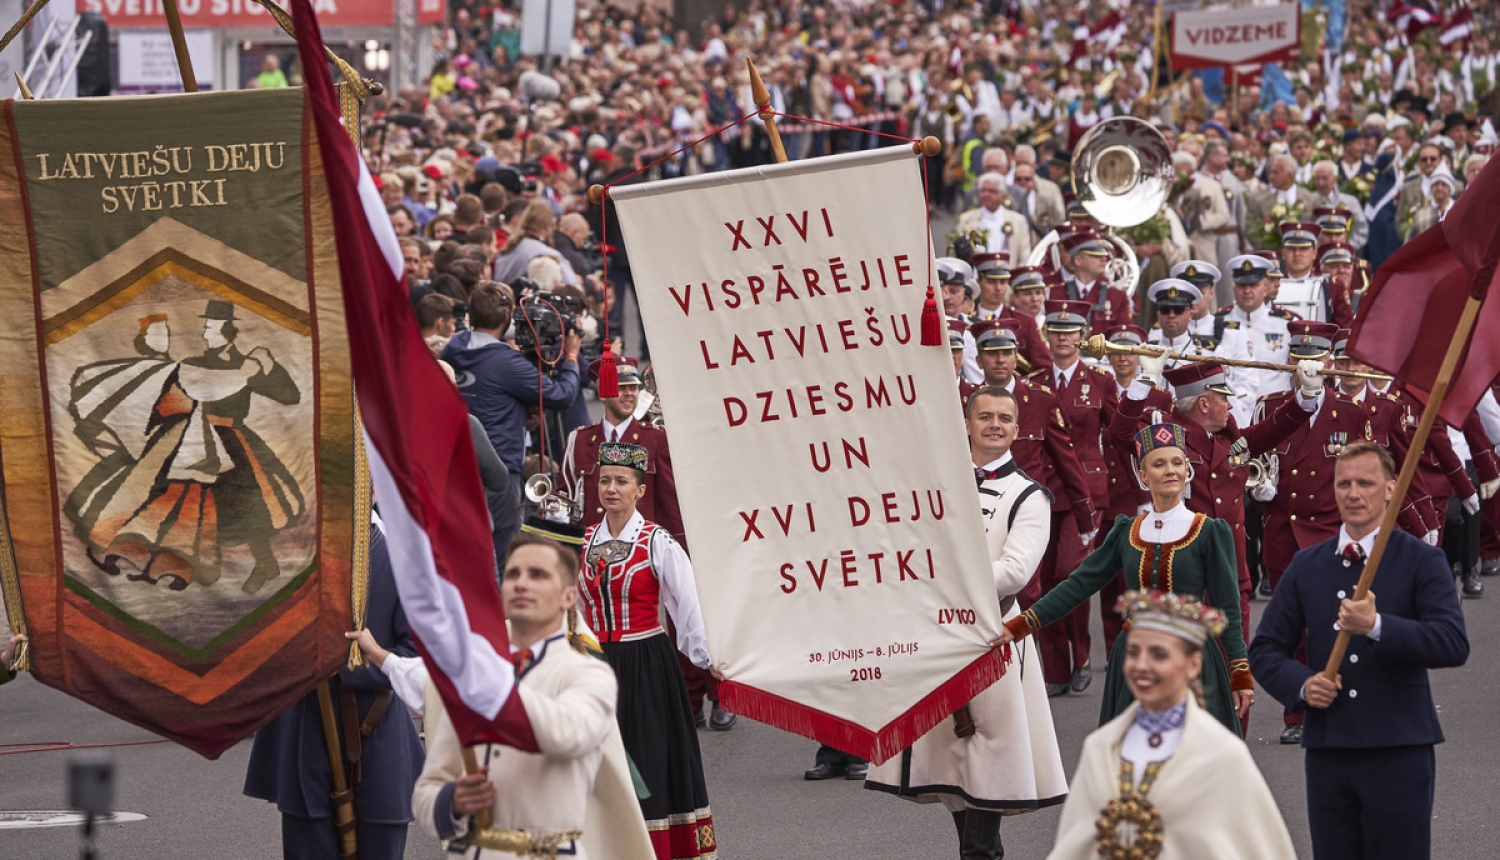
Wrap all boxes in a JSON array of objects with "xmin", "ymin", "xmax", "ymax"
[{"xmin": 2, "ymin": 585, "xmax": 1497, "ymax": 860}]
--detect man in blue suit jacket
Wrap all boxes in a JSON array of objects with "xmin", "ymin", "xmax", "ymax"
[
  {"xmin": 244, "ymin": 513, "xmax": 425, "ymax": 859},
  {"xmin": 1250, "ymin": 441, "xmax": 1469, "ymax": 860}
]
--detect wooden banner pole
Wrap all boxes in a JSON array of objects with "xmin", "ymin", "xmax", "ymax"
[
  {"xmin": 315, "ymin": 680, "xmax": 359, "ymax": 859},
  {"xmin": 161, "ymin": 0, "xmax": 199, "ymax": 93},
  {"xmin": 1322, "ymin": 295, "xmax": 1483, "ymax": 678},
  {"xmin": 747, "ymin": 58, "xmax": 787, "ymax": 164},
  {"xmin": 460, "ymin": 747, "xmax": 494, "ymax": 831}
]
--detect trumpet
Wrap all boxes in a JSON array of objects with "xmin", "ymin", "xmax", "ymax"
[
  {"xmin": 525, "ymin": 472, "xmax": 580, "ymax": 524},
  {"xmin": 1081, "ymin": 335, "xmax": 1394, "ymax": 383},
  {"xmin": 1244, "ymin": 456, "xmax": 1271, "ymax": 490}
]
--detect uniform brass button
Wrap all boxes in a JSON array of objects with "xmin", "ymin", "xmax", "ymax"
[
  {"xmin": 1291, "ymin": 469, "xmax": 1298, "ymax": 476},
  {"xmin": 1216, "ymin": 497, "xmax": 1222, "ymax": 504},
  {"xmin": 1211, "ymin": 472, "xmax": 1218, "ymax": 479},
  {"xmin": 1291, "ymin": 493, "xmax": 1298, "ymax": 499},
  {"xmin": 1291, "ymin": 515, "xmax": 1297, "ymax": 521},
  {"xmin": 596, "ymin": 507, "xmax": 604, "ymax": 514}
]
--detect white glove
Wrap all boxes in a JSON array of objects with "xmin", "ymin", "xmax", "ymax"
[
  {"xmin": 1296, "ymin": 359, "xmax": 1325, "ymax": 398},
  {"xmin": 1137, "ymin": 349, "xmax": 1168, "ymax": 384},
  {"xmin": 1250, "ymin": 456, "xmax": 1279, "ymax": 503},
  {"xmin": 1423, "ymin": 529, "xmax": 1441, "ymax": 546},
  {"xmin": 1482, "ymin": 478, "xmax": 1500, "ymax": 501},
  {"xmin": 1080, "ymin": 529, "xmax": 1099, "ymax": 547},
  {"xmin": 1463, "ymin": 493, "xmax": 1481, "ymax": 516}
]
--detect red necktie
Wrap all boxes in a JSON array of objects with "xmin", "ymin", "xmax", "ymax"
[
  {"xmin": 609, "ymin": 427, "xmax": 618, "ymax": 443},
  {"xmin": 509, "ymin": 649, "xmax": 533, "ymax": 672},
  {"xmin": 1341, "ymin": 543, "xmax": 1365, "ymax": 566}
]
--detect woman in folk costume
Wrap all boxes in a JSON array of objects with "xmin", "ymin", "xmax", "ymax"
[
  {"xmin": 1045, "ymin": 591, "xmax": 1296, "ymax": 860},
  {"xmin": 581, "ymin": 441, "xmax": 716, "ymax": 860},
  {"xmin": 1001, "ymin": 423, "xmax": 1254, "ymax": 735},
  {"xmin": 867, "ymin": 386, "xmax": 1068, "ymax": 860}
]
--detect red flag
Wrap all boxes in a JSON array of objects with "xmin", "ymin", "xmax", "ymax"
[
  {"xmin": 1441, "ymin": 146, "xmax": 1500, "ymax": 294},
  {"xmin": 290, "ymin": 0, "xmax": 536, "ymax": 749},
  {"xmin": 1348, "ymin": 210, "xmax": 1500, "ymax": 427}
]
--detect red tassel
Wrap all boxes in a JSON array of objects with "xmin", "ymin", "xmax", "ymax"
[
  {"xmin": 920, "ymin": 286, "xmax": 943, "ymax": 346},
  {"xmin": 596, "ymin": 341, "xmax": 620, "ymax": 399}
]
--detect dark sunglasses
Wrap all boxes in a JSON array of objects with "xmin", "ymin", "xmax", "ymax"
[{"xmin": 1157, "ymin": 306, "xmax": 1189, "ymax": 315}]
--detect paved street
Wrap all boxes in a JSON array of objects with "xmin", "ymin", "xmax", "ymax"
[{"xmin": 3, "ymin": 587, "xmax": 1497, "ymax": 859}]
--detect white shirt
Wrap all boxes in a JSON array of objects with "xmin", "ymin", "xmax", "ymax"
[
  {"xmin": 976, "ymin": 452, "xmax": 1016, "ymax": 472},
  {"xmin": 1215, "ymin": 304, "xmax": 1293, "ymax": 427},
  {"xmin": 1053, "ymin": 359, "xmax": 1079, "ymax": 392},
  {"xmin": 1148, "ymin": 330, "xmax": 1200, "ymax": 369},
  {"xmin": 973, "ymin": 303, "xmax": 1007, "ymax": 322},
  {"xmin": 587, "ymin": 511, "xmax": 712, "ymax": 669},
  {"xmin": 1120, "ymin": 699, "xmax": 1187, "ymax": 789},
  {"xmin": 980, "ymin": 206, "xmax": 1011, "ymax": 254},
  {"xmin": 1137, "ymin": 501, "xmax": 1195, "ymax": 542},
  {"xmin": 1276, "ymin": 185, "xmax": 1301, "ymax": 206},
  {"xmin": 1335, "ymin": 525, "xmax": 1381, "ymax": 643},
  {"xmin": 602, "ymin": 416, "xmax": 634, "ymax": 443}
]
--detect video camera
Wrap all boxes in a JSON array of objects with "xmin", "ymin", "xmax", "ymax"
[{"xmin": 512, "ymin": 278, "xmax": 590, "ymax": 371}]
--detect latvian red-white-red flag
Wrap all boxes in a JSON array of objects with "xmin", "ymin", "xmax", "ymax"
[
  {"xmin": 1440, "ymin": 8, "xmax": 1473, "ymax": 50},
  {"xmin": 290, "ymin": 0, "xmax": 537, "ymax": 751},
  {"xmin": 1388, "ymin": 2, "xmax": 1438, "ymax": 42}
]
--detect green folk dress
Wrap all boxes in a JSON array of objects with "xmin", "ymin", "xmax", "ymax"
[{"xmin": 1007, "ymin": 508, "xmax": 1252, "ymax": 736}]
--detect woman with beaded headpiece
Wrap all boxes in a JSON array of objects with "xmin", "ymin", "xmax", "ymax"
[
  {"xmin": 1001, "ymin": 423, "xmax": 1255, "ymax": 735},
  {"xmin": 1044, "ymin": 591, "xmax": 1295, "ymax": 860},
  {"xmin": 580, "ymin": 441, "xmax": 717, "ymax": 859}
]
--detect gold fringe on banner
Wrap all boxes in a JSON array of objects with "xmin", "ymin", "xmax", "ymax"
[{"xmin": 348, "ymin": 402, "xmax": 373, "ymax": 669}]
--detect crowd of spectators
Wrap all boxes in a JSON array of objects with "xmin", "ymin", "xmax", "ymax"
[{"xmin": 360, "ymin": 0, "xmax": 1500, "ymax": 565}]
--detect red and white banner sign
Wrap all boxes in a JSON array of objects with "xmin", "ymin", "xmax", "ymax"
[
  {"xmin": 609, "ymin": 148, "xmax": 1006, "ymax": 764},
  {"xmin": 78, "ymin": 0, "xmax": 424, "ymax": 29},
  {"xmin": 1170, "ymin": 4, "xmax": 1301, "ymax": 70}
]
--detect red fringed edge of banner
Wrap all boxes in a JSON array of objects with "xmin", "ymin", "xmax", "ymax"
[{"xmin": 718, "ymin": 647, "xmax": 1007, "ymax": 765}]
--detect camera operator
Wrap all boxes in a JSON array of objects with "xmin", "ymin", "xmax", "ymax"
[
  {"xmin": 554, "ymin": 212, "xmax": 602, "ymax": 280},
  {"xmin": 442, "ymin": 281, "xmax": 582, "ymax": 569},
  {"xmin": 492, "ymin": 200, "xmax": 580, "ymax": 288}
]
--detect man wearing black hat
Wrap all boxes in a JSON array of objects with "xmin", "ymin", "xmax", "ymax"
[{"xmin": 1442, "ymin": 112, "xmax": 1477, "ymax": 170}]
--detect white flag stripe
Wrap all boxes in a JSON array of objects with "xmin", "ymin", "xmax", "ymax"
[
  {"xmin": 365, "ymin": 430, "xmax": 516, "ymax": 720},
  {"xmin": 357, "ymin": 159, "xmax": 409, "ymax": 280}
]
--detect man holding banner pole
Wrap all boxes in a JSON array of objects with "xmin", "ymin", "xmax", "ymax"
[{"xmin": 868, "ymin": 385, "xmax": 1066, "ymax": 860}]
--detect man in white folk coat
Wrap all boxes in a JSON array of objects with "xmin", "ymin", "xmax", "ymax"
[{"xmin": 867, "ymin": 385, "xmax": 1068, "ymax": 860}]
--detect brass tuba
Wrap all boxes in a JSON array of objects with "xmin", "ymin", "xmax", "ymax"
[{"xmin": 1029, "ymin": 116, "xmax": 1173, "ymax": 297}]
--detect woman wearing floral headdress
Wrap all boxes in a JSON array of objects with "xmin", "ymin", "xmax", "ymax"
[
  {"xmin": 1044, "ymin": 591, "xmax": 1296, "ymax": 860},
  {"xmin": 580, "ymin": 441, "xmax": 717, "ymax": 859},
  {"xmin": 1001, "ymin": 423, "xmax": 1254, "ymax": 735}
]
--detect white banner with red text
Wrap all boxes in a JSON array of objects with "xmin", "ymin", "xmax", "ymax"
[
  {"xmin": 609, "ymin": 146, "xmax": 1005, "ymax": 764},
  {"xmin": 1170, "ymin": 4, "xmax": 1301, "ymax": 70}
]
